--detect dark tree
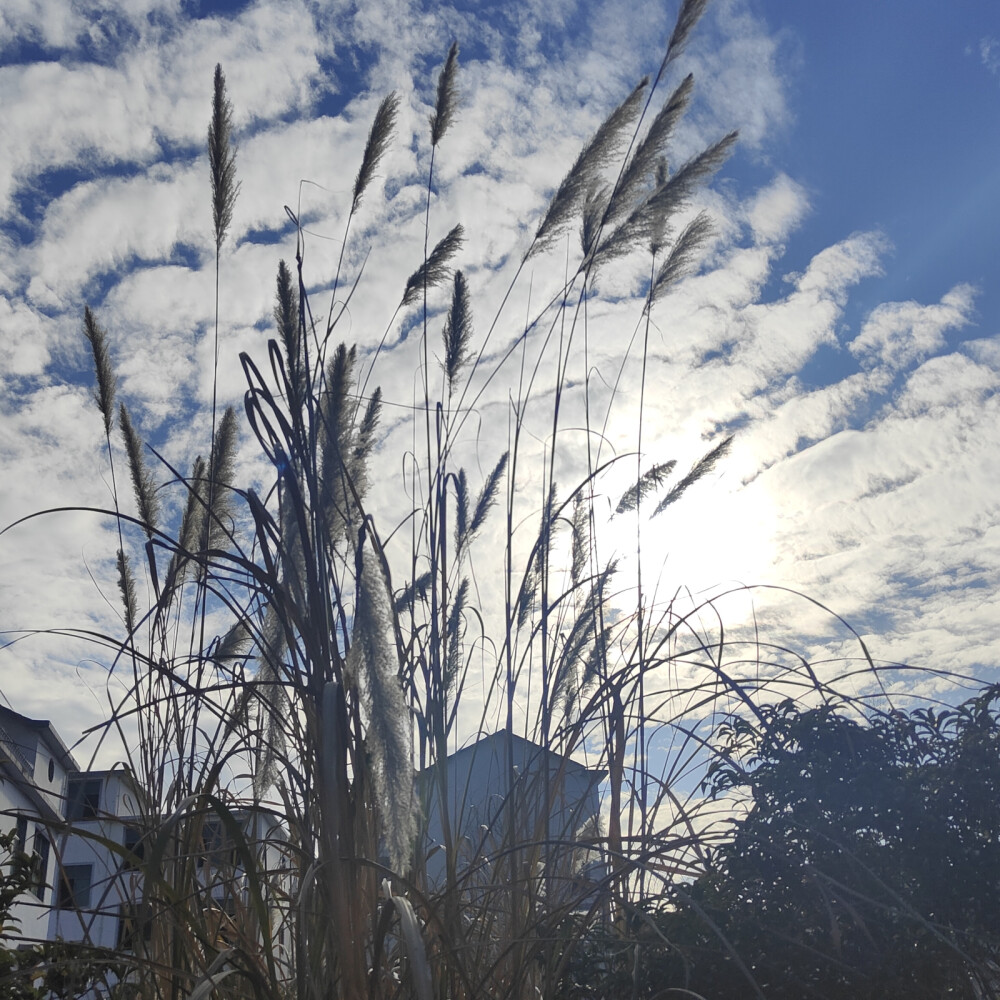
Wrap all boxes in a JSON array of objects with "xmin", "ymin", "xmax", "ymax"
[{"xmin": 638, "ymin": 685, "xmax": 1000, "ymax": 999}]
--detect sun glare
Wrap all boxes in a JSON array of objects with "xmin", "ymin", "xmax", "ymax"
[{"xmin": 592, "ymin": 471, "xmax": 779, "ymax": 615}]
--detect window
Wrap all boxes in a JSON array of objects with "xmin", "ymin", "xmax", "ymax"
[
  {"xmin": 66, "ymin": 777, "xmax": 102, "ymax": 820},
  {"xmin": 198, "ymin": 819, "xmax": 235, "ymax": 869},
  {"xmin": 14, "ymin": 816, "xmax": 27, "ymax": 855},
  {"xmin": 31, "ymin": 830, "xmax": 49, "ymax": 901},
  {"xmin": 57, "ymin": 864, "xmax": 93, "ymax": 910},
  {"xmin": 47, "ymin": 758, "xmax": 54, "ymax": 782},
  {"xmin": 121, "ymin": 825, "xmax": 145, "ymax": 870},
  {"xmin": 117, "ymin": 902, "xmax": 151, "ymax": 952}
]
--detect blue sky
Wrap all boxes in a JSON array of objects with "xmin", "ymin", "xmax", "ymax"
[
  {"xmin": 756, "ymin": 0, "xmax": 999, "ymax": 364},
  {"xmin": 0, "ymin": 0, "xmax": 998, "ymax": 750}
]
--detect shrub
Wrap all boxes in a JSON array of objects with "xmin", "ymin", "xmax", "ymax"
[{"xmin": 631, "ymin": 687, "xmax": 1000, "ymax": 999}]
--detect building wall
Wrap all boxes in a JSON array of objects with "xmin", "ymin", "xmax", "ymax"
[
  {"xmin": 0, "ymin": 704, "xmax": 293, "ymax": 980},
  {"xmin": 422, "ymin": 732, "xmax": 605, "ymax": 897},
  {"xmin": 0, "ymin": 777, "xmax": 60, "ymax": 942},
  {"xmin": 48, "ymin": 771, "xmax": 140, "ymax": 950},
  {"xmin": 0, "ymin": 710, "xmax": 76, "ymax": 944}
]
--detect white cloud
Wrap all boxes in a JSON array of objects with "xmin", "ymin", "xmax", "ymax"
[
  {"xmin": 0, "ymin": 1, "xmax": 324, "ymax": 216},
  {"xmin": 745, "ymin": 336, "xmax": 1000, "ymax": 666},
  {"xmin": 980, "ymin": 36, "xmax": 1000, "ymax": 77},
  {"xmin": 0, "ymin": 296, "xmax": 53, "ymax": 376},
  {"xmin": 745, "ymin": 173, "xmax": 808, "ymax": 245},
  {"xmin": 0, "ymin": 0, "xmax": 182, "ymax": 55},
  {"xmin": 683, "ymin": 0, "xmax": 791, "ymax": 149},
  {"xmin": 849, "ymin": 283, "xmax": 976, "ymax": 371}
]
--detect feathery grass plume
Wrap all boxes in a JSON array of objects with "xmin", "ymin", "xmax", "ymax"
[
  {"xmin": 274, "ymin": 259, "xmax": 304, "ymax": 405},
  {"xmin": 401, "ymin": 224, "xmax": 465, "ymax": 306},
  {"xmin": 662, "ymin": 0, "xmax": 711, "ymax": 70},
  {"xmin": 324, "ymin": 342, "xmax": 356, "ymax": 441},
  {"xmin": 201, "ymin": 405, "xmax": 239, "ymax": 552},
  {"xmin": 515, "ymin": 481, "xmax": 559, "ymax": 631},
  {"xmin": 319, "ymin": 344, "xmax": 358, "ymax": 542},
  {"xmin": 119, "ymin": 403, "xmax": 160, "ymax": 538},
  {"xmin": 215, "ymin": 620, "xmax": 252, "ymax": 665},
  {"xmin": 653, "ymin": 435, "xmax": 733, "ymax": 515},
  {"xmin": 117, "ymin": 549, "xmax": 138, "ymax": 635},
  {"xmin": 349, "ymin": 537, "xmax": 417, "ymax": 870},
  {"xmin": 340, "ymin": 385, "xmax": 382, "ymax": 536},
  {"xmin": 82, "ymin": 306, "xmax": 117, "ymax": 435},
  {"xmin": 593, "ymin": 130, "xmax": 737, "ymax": 267},
  {"xmin": 615, "ymin": 460, "xmax": 678, "ymax": 514},
  {"xmin": 318, "ymin": 343, "xmax": 382, "ymax": 546},
  {"xmin": 445, "ymin": 577, "xmax": 469, "ymax": 692},
  {"xmin": 516, "ymin": 563, "xmax": 538, "ymax": 631},
  {"xmin": 578, "ymin": 624, "xmax": 611, "ymax": 701},
  {"xmin": 453, "ymin": 468, "xmax": 470, "ymax": 552},
  {"xmin": 208, "ymin": 63, "xmax": 240, "ymax": 253},
  {"xmin": 442, "ymin": 270, "xmax": 472, "ymax": 392},
  {"xmin": 354, "ymin": 386, "xmax": 382, "ymax": 472},
  {"xmin": 276, "ymin": 487, "xmax": 307, "ymax": 608},
  {"xmin": 251, "ymin": 602, "xmax": 290, "ymax": 796},
  {"xmin": 553, "ymin": 560, "xmax": 618, "ymax": 713},
  {"xmin": 605, "ymin": 74, "xmax": 694, "ymax": 230},
  {"xmin": 516, "ymin": 571, "xmax": 537, "ymax": 633},
  {"xmin": 528, "ymin": 77, "xmax": 648, "ymax": 259},
  {"xmin": 650, "ymin": 210, "xmax": 714, "ymax": 305},
  {"xmin": 644, "ymin": 129, "xmax": 737, "ymax": 229},
  {"xmin": 430, "ymin": 42, "xmax": 459, "ymax": 146},
  {"xmin": 353, "ymin": 91, "xmax": 400, "ymax": 214},
  {"xmin": 650, "ymin": 156, "xmax": 670, "ymax": 253},
  {"xmin": 161, "ymin": 454, "xmax": 206, "ymax": 603},
  {"xmin": 580, "ymin": 183, "xmax": 611, "ymax": 257},
  {"xmin": 469, "ymin": 450, "xmax": 509, "ymax": 537},
  {"xmin": 570, "ymin": 492, "xmax": 590, "ymax": 587},
  {"xmin": 539, "ymin": 480, "xmax": 560, "ymax": 551},
  {"xmin": 177, "ymin": 457, "xmax": 206, "ymax": 553},
  {"xmin": 394, "ymin": 569, "xmax": 433, "ymax": 614}
]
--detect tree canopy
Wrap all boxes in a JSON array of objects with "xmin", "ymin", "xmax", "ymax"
[{"xmin": 638, "ymin": 685, "xmax": 1000, "ymax": 999}]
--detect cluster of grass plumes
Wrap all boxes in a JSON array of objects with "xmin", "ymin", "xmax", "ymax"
[{"xmin": 8, "ymin": 3, "xmax": 921, "ymax": 999}]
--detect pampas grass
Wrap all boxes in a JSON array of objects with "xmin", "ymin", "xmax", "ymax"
[
  {"xmin": 430, "ymin": 42, "xmax": 460, "ymax": 147},
  {"xmin": 402, "ymin": 223, "xmax": 465, "ymax": 306},
  {"xmin": 6, "ymin": 4, "xmax": 911, "ymax": 999},
  {"xmin": 209, "ymin": 63, "xmax": 240, "ymax": 255},
  {"xmin": 529, "ymin": 78, "xmax": 648, "ymax": 259},
  {"xmin": 354, "ymin": 92, "xmax": 401, "ymax": 215},
  {"xmin": 82, "ymin": 307, "xmax": 117, "ymax": 437}
]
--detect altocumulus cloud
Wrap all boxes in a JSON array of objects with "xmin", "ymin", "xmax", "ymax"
[{"xmin": 0, "ymin": 0, "xmax": 997, "ymax": 746}]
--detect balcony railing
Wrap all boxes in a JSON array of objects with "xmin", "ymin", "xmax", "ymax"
[{"xmin": 0, "ymin": 725, "xmax": 34, "ymax": 777}]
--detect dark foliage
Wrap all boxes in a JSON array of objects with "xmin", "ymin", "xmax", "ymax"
[{"xmin": 636, "ymin": 686, "xmax": 1000, "ymax": 999}]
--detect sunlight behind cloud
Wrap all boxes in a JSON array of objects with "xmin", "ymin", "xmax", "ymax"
[{"xmin": 595, "ymin": 455, "xmax": 780, "ymax": 610}]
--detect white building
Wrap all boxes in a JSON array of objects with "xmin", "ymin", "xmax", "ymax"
[
  {"xmin": 0, "ymin": 704, "xmax": 77, "ymax": 943},
  {"xmin": 421, "ymin": 731, "xmax": 606, "ymax": 907},
  {"xmin": 2, "ymin": 704, "xmax": 291, "ymax": 971},
  {"xmin": 47, "ymin": 768, "xmax": 145, "ymax": 951},
  {"xmin": 49, "ymin": 776, "xmax": 293, "ymax": 966}
]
